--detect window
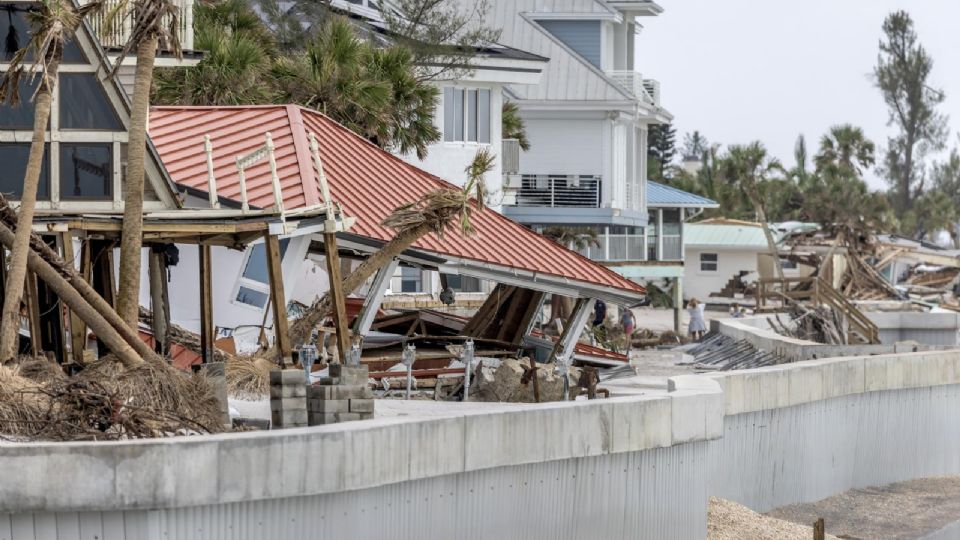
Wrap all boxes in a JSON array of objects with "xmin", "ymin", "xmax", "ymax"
[
  {"xmin": 234, "ymin": 239, "xmax": 291, "ymax": 308},
  {"xmin": 60, "ymin": 144, "xmax": 112, "ymax": 199},
  {"xmin": 443, "ymin": 87, "xmax": 490, "ymax": 143},
  {"xmin": 700, "ymin": 253, "xmax": 718, "ymax": 272},
  {"xmin": 537, "ymin": 20, "xmax": 602, "ymax": 68},
  {"xmin": 60, "ymin": 74, "xmax": 121, "ymax": 130},
  {"xmin": 0, "ymin": 144, "xmax": 49, "ymax": 200},
  {"xmin": 0, "ymin": 5, "xmax": 84, "ymax": 63},
  {"xmin": 780, "ymin": 257, "xmax": 798, "ymax": 270},
  {"xmin": 0, "ymin": 75, "xmax": 39, "ymax": 129},
  {"xmin": 400, "ymin": 266, "xmax": 424, "ymax": 293},
  {"xmin": 443, "ymin": 273, "xmax": 481, "ymax": 293}
]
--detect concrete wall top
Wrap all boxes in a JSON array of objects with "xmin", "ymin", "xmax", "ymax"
[
  {"xmin": 713, "ymin": 316, "xmax": 898, "ymax": 361},
  {"xmin": 0, "ymin": 381, "xmax": 722, "ymax": 513}
]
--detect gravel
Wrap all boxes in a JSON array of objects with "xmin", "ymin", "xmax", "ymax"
[{"xmin": 708, "ymin": 497, "xmax": 840, "ymax": 540}]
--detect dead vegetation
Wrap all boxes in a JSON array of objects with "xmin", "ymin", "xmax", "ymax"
[{"xmin": 708, "ymin": 497, "xmax": 840, "ymax": 540}]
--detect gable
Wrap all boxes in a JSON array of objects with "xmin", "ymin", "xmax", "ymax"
[
  {"xmin": 0, "ymin": 0, "xmax": 180, "ymax": 212},
  {"xmin": 537, "ymin": 20, "xmax": 602, "ymax": 69}
]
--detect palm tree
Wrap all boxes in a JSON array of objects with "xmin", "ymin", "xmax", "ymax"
[
  {"xmin": 541, "ymin": 227, "xmax": 599, "ymax": 321},
  {"xmin": 0, "ymin": 0, "xmax": 102, "ymax": 360},
  {"xmin": 718, "ymin": 142, "xmax": 786, "ymax": 279},
  {"xmin": 104, "ymin": 0, "xmax": 183, "ymax": 328},
  {"xmin": 289, "ymin": 149, "xmax": 495, "ymax": 347},
  {"xmin": 814, "ymin": 124, "xmax": 876, "ymax": 178},
  {"xmin": 153, "ymin": 0, "xmax": 275, "ymax": 105},
  {"xmin": 502, "ymin": 101, "xmax": 530, "ymax": 151},
  {"xmin": 271, "ymin": 17, "xmax": 440, "ymax": 160}
]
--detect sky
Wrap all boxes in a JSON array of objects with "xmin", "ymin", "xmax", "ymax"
[{"xmin": 639, "ymin": 0, "xmax": 960, "ymax": 190}]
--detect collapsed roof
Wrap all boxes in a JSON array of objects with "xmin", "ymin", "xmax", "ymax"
[{"xmin": 149, "ymin": 105, "xmax": 645, "ymax": 304}]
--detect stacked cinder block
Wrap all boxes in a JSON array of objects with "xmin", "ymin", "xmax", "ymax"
[
  {"xmin": 307, "ymin": 364, "xmax": 374, "ymax": 425},
  {"xmin": 270, "ymin": 369, "xmax": 307, "ymax": 429}
]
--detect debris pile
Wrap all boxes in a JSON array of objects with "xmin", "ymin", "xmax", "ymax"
[
  {"xmin": 768, "ymin": 304, "xmax": 849, "ymax": 345},
  {"xmin": 680, "ymin": 334, "xmax": 784, "ymax": 371},
  {"xmin": 470, "ymin": 358, "xmax": 579, "ymax": 403}
]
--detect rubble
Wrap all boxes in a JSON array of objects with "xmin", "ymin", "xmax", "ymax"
[{"xmin": 470, "ymin": 358, "xmax": 582, "ymax": 403}]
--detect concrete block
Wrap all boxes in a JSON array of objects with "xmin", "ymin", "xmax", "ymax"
[
  {"xmin": 329, "ymin": 364, "xmax": 369, "ymax": 385},
  {"xmin": 270, "ymin": 383, "xmax": 306, "ymax": 399},
  {"xmin": 318, "ymin": 376, "xmax": 337, "ymax": 385},
  {"xmin": 332, "ymin": 385, "xmax": 369, "ymax": 400},
  {"xmin": 308, "ymin": 412, "xmax": 338, "ymax": 426},
  {"xmin": 310, "ymin": 399, "xmax": 349, "ymax": 413},
  {"xmin": 667, "ymin": 375, "xmax": 724, "ymax": 443},
  {"xmin": 349, "ymin": 399, "xmax": 375, "ymax": 413},
  {"xmin": 270, "ymin": 369, "xmax": 305, "ymax": 385},
  {"xmin": 804, "ymin": 357, "xmax": 865, "ymax": 399},
  {"xmin": 271, "ymin": 408, "xmax": 307, "ymax": 428},
  {"xmin": 269, "ymin": 397, "xmax": 307, "ymax": 412},
  {"xmin": 308, "ymin": 385, "xmax": 334, "ymax": 399},
  {"xmin": 359, "ymin": 412, "xmax": 374, "ymax": 420},
  {"xmin": 335, "ymin": 412, "xmax": 361, "ymax": 422}
]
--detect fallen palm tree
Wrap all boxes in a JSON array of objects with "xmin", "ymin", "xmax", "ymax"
[{"xmin": 289, "ymin": 149, "xmax": 494, "ymax": 348}]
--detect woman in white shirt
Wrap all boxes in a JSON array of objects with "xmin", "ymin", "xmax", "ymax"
[{"xmin": 687, "ymin": 298, "xmax": 707, "ymax": 340}]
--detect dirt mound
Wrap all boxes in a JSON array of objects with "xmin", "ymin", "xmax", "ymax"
[{"xmin": 708, "ymin": 497, "xmax": 839, "ymax": 540}]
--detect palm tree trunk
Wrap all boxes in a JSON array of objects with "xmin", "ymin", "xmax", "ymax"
[
  {"xmin": 290, "ymin": 223, "xmax": 432, "ymax": 347},
  {"xmin": 750, "ymin": 193, "xmax": 784, "ymax": 280},
  {"xmin": 0, "ymin": 61, "xmax": 59, "ymax": 360},
  {"xmin": 116, "ymin": 35, "xmax": 159, "ymax": 328},
  {"xmin": 0, "ymin": 220, "xmax": 144, "ymax": 368}
]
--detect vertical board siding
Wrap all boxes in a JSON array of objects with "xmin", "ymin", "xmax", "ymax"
[{"xmin": 3, "ymin": 385, "xmax": 960, "ymax": 539}]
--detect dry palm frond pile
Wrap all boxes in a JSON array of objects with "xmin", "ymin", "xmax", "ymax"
[
  {"xmin": 226, "ymin": 353, "xmax": 276, "ymax": 398},
  {"xmin": 0, "ymin": 356, "xmax": 224, "ymax": 441}
]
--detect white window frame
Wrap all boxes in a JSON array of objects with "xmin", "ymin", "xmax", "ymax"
[
  {"xmin": 230, "ymin": 238, "xmax": 292, "ymax": 312},
  {"xmin": 699, "ymin": 252, "xmax": 718, "ymax": 273},
  {"xmin": 443, "ymin": 86, "xmax": 492, "ymax": 145}
]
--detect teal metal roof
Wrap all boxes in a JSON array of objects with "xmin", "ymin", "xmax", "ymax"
[
  {"xmin": 647, "ymin": 181, "xmax": 718, "ymax": 208},
  {"xmin": 684, "ymin": 223, "xmax": 768, "ymax": 248}
]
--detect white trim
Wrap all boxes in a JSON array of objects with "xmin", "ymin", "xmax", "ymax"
[{"xmin": 525, "ymin": 11, "xmax": 622, "ymax": 23}]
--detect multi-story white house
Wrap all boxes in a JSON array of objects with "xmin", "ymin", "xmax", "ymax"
[{"xmin": 460, "ymin": 0, "xmax": 717, "ymax": 326}]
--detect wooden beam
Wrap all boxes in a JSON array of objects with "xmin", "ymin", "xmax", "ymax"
[
  {"xmin": 24, "ymin": 271, "xmax": 41, "ymax": 357},
  {"xmin": 264, "ymin": 234, "xmax": 293, "ymax": 367},
  {"xmin": 148, "ymin": 247, "xmax": 169, "ymax": 356},
  {"xmin": 62, "ymin": 231, "xmax": 88, "ymax": 364},
  {"xmin": 198, "ymin": 244, "xmax": 215, "ymax": 363},
  {"xmin": 547, "ymin": 298, "xmax": 596, "ymax": 365},
  {"xmin": 322, "ymin": 231, "xmax": 351, "ymax": 363},
  {"xmin": 352, "ymin": 258, "xmax": 399, "ymax": 344}
]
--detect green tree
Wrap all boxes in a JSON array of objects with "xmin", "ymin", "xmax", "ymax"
[
  {"xmin": 717, "ymin": 142, "xmax": 785, "ymax": 278},
  {"xmin": 0, "ymin": 1, "xmax": 102, "ymax": 359},
  {"xmin": 502, "ymin": 101, "xmax": 530, "ymax": 151},
  {"xmin": 928, "ymin": 148, "xmax": 960, "ymax": 246},
  {"xmin": 271, "ymin": 17, "xmax": 439, "ymax": 159},
  {"xmin": 681, "ymin": 130, "xmax": 709, "ymax": 162},
  {"xmin": 788, "ymin": 135, "xmax": 815, "ymax": 190},
  {"xmin": 648, "ymin": 123, "xmax": 676, "ymax": 179},
  {"xmin": 153, "ymin": 0, "xmax": 275, "ymax": 105},
  {"xmin": 814, "ymin": 124, "xmax": 876, "ymax": 178},
  {"xmin": 874, "ymin": 10, "xmax": 948, "ymax": 217}
]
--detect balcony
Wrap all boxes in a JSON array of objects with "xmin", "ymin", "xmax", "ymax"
[
  {"xmin": 83, "ymin": 0, "xmax": 194, "ymax": 51},
  {"xmin": 606, "ymin": 71, "xmax": 660, "ymax": 105},
  {"xmin": 511, "ymin": 175, "xmax": 602, "ymax": 209}
]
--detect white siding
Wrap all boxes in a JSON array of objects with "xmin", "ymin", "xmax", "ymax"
[
  {"xmin": 520, "ymin": 117, "xmax": 604, "ymax": 176},
  {"xmin": 683, "ymin": 247, "xmax": 761, "ymax": 301}
]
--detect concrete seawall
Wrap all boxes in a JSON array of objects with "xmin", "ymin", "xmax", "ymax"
[{"xmin": 2, "ymin": 346, "xmax": 960, "ymax": 538}]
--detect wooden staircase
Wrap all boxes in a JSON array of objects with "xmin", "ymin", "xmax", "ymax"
[{"xmin": 756, "ymin": 276, "xmax": 880, "ymax": 345}]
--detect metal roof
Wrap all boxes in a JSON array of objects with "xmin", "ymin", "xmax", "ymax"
[
  {"xmin": 647, "ymin": 181, "xmax": 718, "ymax": 208},
  {"xmin": 684, "ymin": 223, "xmax": 768, "ymax": 249},
  {"xmin": 149, "ymin": 105, "xmax": 644, "ymax": 298}
]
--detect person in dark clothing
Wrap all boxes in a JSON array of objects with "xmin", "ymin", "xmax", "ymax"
[{"xmin": 592, "ymin": 299, "xmax": 606, "ymax": 327}]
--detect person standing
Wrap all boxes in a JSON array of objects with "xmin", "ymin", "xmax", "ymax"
[
  {"xmin": 592, "ymin": 299, "xmax": 607, "ymax": 327},
  {"xmin": 688, "ymin": 298, "xmax": 707, "ymax": 340},
  {"xmin": 619, "ymin": 308, "xmax": 636, "ymax": 349}
]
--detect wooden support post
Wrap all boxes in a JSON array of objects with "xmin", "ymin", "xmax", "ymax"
[
  {"xmin": 673, "ymin": 277, "xmax": 682, "ymax": 334},
  {"xmin": 322, "ymin": 231, "xmax": 350, "ymax": 362},
  {"xmin": 264, "ymin": 234, "xmax": 293, "ymax": 367},
  {"xmin": 813, "ymin": 518, "xmax": 825, "ymax": 540},
  {"xmin": 24, "ymin": 271, "xmax": 41, "ymax": 357},
  {"xmin": 198, "ymin": 244, "xmax": 215, "ymax": 363},
  {"xmin": 148, "ymin": 247, "xmax": 169, "ymax": 355},
  {"xmin": 62, "ymin": 232, "xmax": 87, "ymax": 364}
]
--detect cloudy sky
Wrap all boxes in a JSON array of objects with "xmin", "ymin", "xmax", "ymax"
[{"xmin": 639, "ymin": 0, "xmax": 960, "ymax": 189}]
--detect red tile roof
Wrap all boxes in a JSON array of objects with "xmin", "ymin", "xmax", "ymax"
[{"xmin": 149, "ymin": 105, "xmax": 644, "ymax": 297}]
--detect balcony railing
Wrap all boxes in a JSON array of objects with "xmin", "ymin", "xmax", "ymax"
[
  {"xmin": 512, "ymin": 175, "xmax": 602, "ymax": 208},
  {"xmin": 83, "ymin": 0, "xmax": 194, "ymax": 50},
  {"xmin": 606, "ymin": 70, "xmax": 659, "ymax": 105}
]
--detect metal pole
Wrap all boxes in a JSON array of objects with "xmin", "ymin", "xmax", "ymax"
[
  {"xmin": 402, "ymin": 343, "xmax": 416, "ymax": 400},
  {"xmin": 462, "ymin": 339, "xmax": 474, "ymax": 402}
]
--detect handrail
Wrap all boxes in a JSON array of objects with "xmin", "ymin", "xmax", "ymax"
[{"xmin": 756, "ymin": 276, "xmax": 880, "ymax": 344}]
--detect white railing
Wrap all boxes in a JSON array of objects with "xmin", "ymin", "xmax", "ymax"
[
  {"xmin": 512, "ymin": 175, "xmax": 602, "ymax": 208},
  {"xmin": 83, "ymin": 0, "xmax": 194, "ymax": 51},
  {"xmin": 502, "ymin": 139, "xmax": 520, "ymax": 175},
  {"xmin": 606, "ymin": 70, "xmax": 659, "ymax": 105}
]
